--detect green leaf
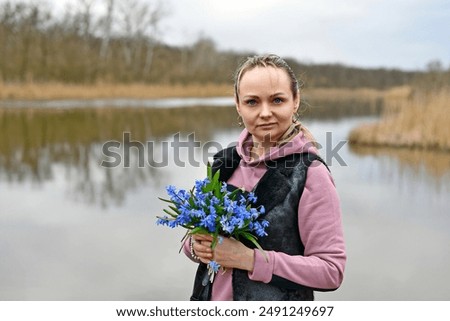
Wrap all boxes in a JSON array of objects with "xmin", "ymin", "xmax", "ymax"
[
  {"xmin": 156, "ymin": 215, "xmax": 173, "ymax": 221},
  {"xmin": 203, "ymin": 180, "xmax": 213, "ymax": 193},
  {"xmin": 240, "ymin": 232, "xmax": 269, "ymax": 262},
  {"xmin": 189, "ymin": 227, "xmax": 209, "ymax": 235},
  {"xmin": 228, "ymin": 187, "xmax": 243, "ymax": 200},
  {"xmin": 207, "ymin": 162, "xmax": 212, "ymax": 180},
  {"xmin": 210, "ymin": 232, "xmax": 219, "ymax": 250},
  {"xmin": 168, "ymin": 205, "xmax": 181, "ymax": 214},
  {"xmin": 180, "ymin": 223, "xmax": 195, "ymax": 229},
  {"xmin": 178, "ymin": 230, "xmax": 191, "ymax": 253},
  {"xmin": 163, "ymin": 209, "xmax": 178, "ymax": 218},
  {"xmin": 158, "ymin": 197, "xmax": 173, "ymax": 203},
  {"xmin": 212, "ymin": 168, "xmax": 220, "ymax": 184}
]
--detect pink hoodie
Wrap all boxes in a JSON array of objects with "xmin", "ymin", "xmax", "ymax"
[{"xmin": 184, "ymin": 129, "xmax": 346, "ymax": 300}]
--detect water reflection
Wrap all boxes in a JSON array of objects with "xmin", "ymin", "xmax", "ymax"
[
  {"xmin": 349, "ymin": 144, "xmax": 450, "ymax": 192},
  {"xmin": 1, "ymin": 100, "xmax": 450, "ymax": 300},
  {"xmin": 0, "ymin": 100, "xmax": 383, "ymax": 206},
  {"xmin": 302, "ymin": 98, "xmax": 383, "ymax": 119},
  {"xmin": 0, "ymin": 106, "xmax": 239, "ymax": 206},
  {"xmin": 350, "ymin": 145, "xmax": 450, "ymax": 182}
]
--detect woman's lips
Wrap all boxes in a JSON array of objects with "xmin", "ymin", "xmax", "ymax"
[{"xmin": 257, "ymin": 122, "xmax": 276, "ymax": 128}]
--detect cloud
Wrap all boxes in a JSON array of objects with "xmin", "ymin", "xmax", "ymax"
[
  {"xmin": 11, "ymin": 0, "xmax": 449, "ymax": 70},
  {"xmin": 162, "ymin": 0, "xmax": 449, "ymax": 70}
]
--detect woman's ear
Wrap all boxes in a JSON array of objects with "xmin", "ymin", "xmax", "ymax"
[
  {"xmin": 235, "ymin": 94, "xmax": 240, "ymax": 113},
  {"xmin": 294, "ymin": 92, "xmax": 300, "ymax": 113}
]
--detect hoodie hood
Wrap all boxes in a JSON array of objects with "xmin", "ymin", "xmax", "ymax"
[{"xmin": 236, "ymin": 128, "xmax": 318, "ymax": 166}]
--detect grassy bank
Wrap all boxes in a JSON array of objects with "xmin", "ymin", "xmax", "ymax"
[
  {"xmin": 0, "ymin": 81, "xmax": 387, "ymax": 102},
  {"xmin": 349, "ymin": 86, "xmax": 450, "ymax": 151},
  {"xmin": 0, "ymin": 82, "xmax": 235, "ymax": 100}
]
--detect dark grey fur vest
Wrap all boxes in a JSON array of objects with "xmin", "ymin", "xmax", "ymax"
[{"xmin": 190, "ymin": 146, "xmax": 327, "ymax": 301}]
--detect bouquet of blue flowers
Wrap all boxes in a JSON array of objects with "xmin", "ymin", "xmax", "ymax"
[{"xmin": 156, "ymin": 164, "xmax": 268, "ymax": 283}]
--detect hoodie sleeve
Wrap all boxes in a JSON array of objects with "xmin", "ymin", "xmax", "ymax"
[{"xmin": 248, "ymin": 161, "xmax": 346, "ymax": 290}]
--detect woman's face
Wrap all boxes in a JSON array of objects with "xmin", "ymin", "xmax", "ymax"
[{"xmin": 236, "ymin": 66, "xmax": 299, "ymax": 147}]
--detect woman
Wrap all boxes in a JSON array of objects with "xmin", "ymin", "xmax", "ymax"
[{"xmin": 183, "ymin": 54, "xmax": 346, "ymax": 300}]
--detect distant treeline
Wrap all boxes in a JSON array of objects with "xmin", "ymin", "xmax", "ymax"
[{"xmin": 0, "ymin": 0, "xmax": 448, "ymax": 88}]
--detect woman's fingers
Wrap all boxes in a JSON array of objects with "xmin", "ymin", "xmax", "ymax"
[
  {"xmin": 193, "ymin": 240, "xmax": 213, "ymax": 259},
  {"xmin": 192, "ymin": 234, "xmax": 213, "ymax": 242},
  {"xmin": 191, "ymin": 234, "xmax": 214, "ymax": 259}
]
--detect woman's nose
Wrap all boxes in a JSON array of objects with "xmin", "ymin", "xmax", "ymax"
[{"xmin": 259, "ymin": 102, "xmax": 272, "ymax": 118}]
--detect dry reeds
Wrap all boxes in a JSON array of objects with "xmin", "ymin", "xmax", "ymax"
[
  {"xmin": 0, "ymin": 82, "xmax": 233, "ymax": 100},
  {"xmin": 305, "ymin": 87, "xmax": 385, "ymax": 102},
  {"xmin": 349, "ymin": 86, "xmax": 450, "ymax": 151},
  {"xmin": 0, "ymin": 81, "xmax": 392, "ymax": 102}
]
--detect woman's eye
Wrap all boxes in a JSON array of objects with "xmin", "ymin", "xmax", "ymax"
[
  {"xmin": 246, "ymin": 99, "xmax": 257, "ymax": 106},
  {"xmin": 273, "ymin": 97, "xmax": 283, "ymax": 104}
]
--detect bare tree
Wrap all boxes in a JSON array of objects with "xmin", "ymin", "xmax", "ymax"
[
  {"xmin": 99, "ymin": 0, "xmax": 114, "ymax": 61},
  {"xmin": 117, "ymin": 0, "xmax": 165, "ymax": 80},
  {"xmin": 142, "ymin": 2, "xmax": 165, "ymax": 76},
  {"xmin": 76, "ymin": 0, "xmax": 96, "ymax": 49}
]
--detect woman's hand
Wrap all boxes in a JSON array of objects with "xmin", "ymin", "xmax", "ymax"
[
  {"xmin": 191, "ymin": 234, "xmax": 255, "ymax": 272},
  {"xmin": 191, "ymin": 234, "xmax": 214, "ymax": 262}
]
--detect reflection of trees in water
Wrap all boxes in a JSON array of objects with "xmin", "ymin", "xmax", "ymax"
[
  {"xmin": 0, "ymin": 101, "xmax": 384, "ymax": 206},
  {"xmin": 65, "ymin": 144, "xmax": 167, "ymax": 208},
  {"xmin": 349, "ymin": 144, "xmax": 450, "ymax": 192},
  {"xmin": 302, "ymin": 98, "xmax": 383, "ymax": 119},
  {"xmin": 0, "ymin": 106, "xmax": 239, "ymax": 206}
]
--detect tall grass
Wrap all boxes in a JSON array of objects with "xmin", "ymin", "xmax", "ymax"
[
  {"xmin": 349, "ymin": 86, "xmax": 450, "ymax": 151},
  {"xmin": 0, "ymin": 82, "xmax": 233, "ymax": 100},
  {"xmin": 0, "ymin": 81, "xmax": 387, "ymax": 103}
]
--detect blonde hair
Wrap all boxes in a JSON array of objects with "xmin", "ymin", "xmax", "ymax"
[{"xmin": 234, "ymin": 54, "xmax": 317, "ymax": 147}]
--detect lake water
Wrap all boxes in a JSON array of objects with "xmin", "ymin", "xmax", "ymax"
[{"xmin": 0, "ymin": 99, "xmax": 449, "ymax": 300}]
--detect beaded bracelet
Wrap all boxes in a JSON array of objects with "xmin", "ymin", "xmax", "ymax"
[{"xmin": 189, "ymin": 236, "xmax": 200, "ymax": 261}]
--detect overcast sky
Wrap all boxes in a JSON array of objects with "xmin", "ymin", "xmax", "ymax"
[
  {"xmin": 13, "ymin": 0, "xmax": 450, "ymax": 71},
  {"xmin": 159, "ymin": 0, "xmax": 449, "ymax": 71}
]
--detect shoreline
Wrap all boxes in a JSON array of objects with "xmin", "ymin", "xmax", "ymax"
[
  {"xmin": 0, "ymin": 82, "xmax": 233, "ymax": 101},
  {"xmin": 0, "ymin": 82, "xmax": 386, "ymax": 101},
  {"xmin": 3, "ymin": 82, "xmax": 447, "ymax": 152}
]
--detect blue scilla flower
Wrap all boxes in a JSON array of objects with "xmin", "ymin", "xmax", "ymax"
[
  {"xmin": 261, "ymin": 219, "xmax": 269, "ymax": 228},
  {"xmin": 232, "ymin": 204, "xmax": 249, "ymax": 219},
  {"xmin": 229, "ymin": 215, "xmax": 245, "ymax": 230},
  {"xmin": 208, "ymin": 204, "xmax": 217, "ymax": 216},
  {"xmin": 225, "ymin": 198, "xmax": 237, "ymax": 214},
  {"xmin": 177, "ymin": 189, "xmax": 191, "ymax": 202},
  {"xmin": 194, "ymin": 194, "xmax": 207, "ymax": 208},
  {"xmin": 166, "ymin": 185, "xmax": 178, "ymax": 201},
  {"xmin": 210, "ymin": 195, "xmax": 220, "ymax": 206},
  {"xmin": 179, "ymin": 203, "xmax": 191, "ymax": 215},
  {"xmin": 175, "ymin": 211, "xmax": 191, "ymax": 225},
  {"xmin": 194, "ymin": 178, "xmax": 210, "ymax": 193},
  {"xmin": 238, "ymin": 194, "xmax": 244, "ymax": 205},
  {"xmin": 191, "ymin": 208, "xmax": 206, "ymax": 219},
  {"xmin": 249, "ymin": 207, "xmax": 260, "ymax": 219},
  {"xmin": 208, "ymin": 260, "xmax": 220, "ymax": 273},
  {"xmin": 247, "ymin": 192, "xmax": 258, "ymax": 204},
  {"xmin": 166, "ymin": 185, "xmax": 192, "ymax": 206},
  {"xmin": 158, "ymin": 167, "xmax": 269, "ymax": 271},
  {"xmin": 220, "ymin": 215, "xmax": 235, "ymax": 234},
  {"xmin": 259, "ymin": 205, "xmax": 265, "ymax": 214},
  {"xmin": 157, "ymin": 216, "xmax": 179, "ymax": 228},
  {"xmin": 220, "ymin": 182, "xmax": 228, "ymax": 193},
  {"xmin": 250, "ymin": 221, "xmax": 269, "ymax": 237},
  {"xmin": 156, "ymin": 216, "xmax": 169, "ymax": 226},
  {"xmin": 200, "ymin": 213, "xmax": 217, "ymax": 233}
]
